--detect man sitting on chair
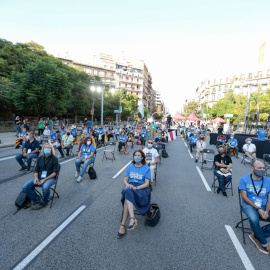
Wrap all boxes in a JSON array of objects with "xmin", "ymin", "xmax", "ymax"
[
  {"xmin": 15, "ymin": 132, "xmax": 40, "ymax": 171},
  {"xmin": 227, "ymin": 134, "xmax": 239, "ymax": 159},
  {"xmin": 143, "ymin": 140, "xmax": 159, "ymax": 184},
  {"xmin": 243, "ymin": 138, "xmax": 256, "ymax": 160},
  {"xmin": 189, "ymin": 132, "xmax": 199, "ymax": 153},
  {"xmin": 57, "ymin": 129, "xmax": 74, "ymax": 158},
  {"xmin": 154, "ymin": 134, "xmax": 166, "ymax": 149},
  {"xmin": 22, "ymin": 143, "xmax": 59, "ymax": 210},
  {"xmin": 214, "ymin": 144, "xmax": 232, "ymax": 197},
  {"xmin": 239, "ymin": 160, "xmax": 270, "ymax": 254}
]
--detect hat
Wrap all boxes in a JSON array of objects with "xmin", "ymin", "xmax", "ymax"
[
  {"xmin": 71, "ymin": 125, "xmax": 76, "ymax": 129},
  {"xmin": 15, "ymin": 116, "xmax": 20, "ymax": 120}
]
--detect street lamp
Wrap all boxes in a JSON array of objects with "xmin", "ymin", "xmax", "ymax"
[{"xmin": 90, "ymin": 80, "xmax": 115, "ymax": 126}]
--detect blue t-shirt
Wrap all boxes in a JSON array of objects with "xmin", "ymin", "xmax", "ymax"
[
  {"xmin": 19, "ymin": 132, "xmax": 26, "ymax": 138},
  {"xmin": 60, "ymin": 129, "xmax": 66, "ymax": 134},
  {"xmin": 189, "ymin": 136, "xmax": 199, "ymax": 144},
  {"xmin": 257, "ymin": 130, "xmax": 266, "ymax": 141},
  {"xmin": 97, "ymin": 129, "xmax": 105, "ymax": 135},
  {"xmin": 81, "ymin": 144, "xmax": 95, "ymax": 158},
  {"xmin": 141, "ymin": 130, "xmax": 147, "ymax": 137},
  {"xmin": 50, "ymin": 132, "xmax": 56, "ymax": 140},
  {"xmin": 125, "ymin": 164, "xmax": 151, "ymax": 185},
  {"xmin": 86, "ymin": 120, "xmax": 92, "ymax": 127},
  {"xmin": 239, "ymin": 174, "xmax": 270, "ymax": 206},
  {"xmin": 119, "ymin": 135, "xmax": 127, "ymax": 142},
  {"xmin": 151, "ymin": 124, "xmax": 156, "ymax": 131},
  {"xmin": 228, "ymin": 138, "xmax": 238, "ymax": 146},
  {"xmin": 70, "ymin": 129, "xmax": 77, "ymax": 137}
]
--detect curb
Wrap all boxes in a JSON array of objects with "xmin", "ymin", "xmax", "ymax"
[{"xmin": 0, "ymin": 144, "xmax": 14, "ymax": 149}]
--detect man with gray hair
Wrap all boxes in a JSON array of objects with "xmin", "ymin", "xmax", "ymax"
[
  {"xmin": 239, "ymin": 159, "xmax": 270, "ymax": 254},
  {"xmin": 15, "ymin": 131, "xmax": 40, "ymax": 171},
  {"xmin": 243, "ymin": 138, "xmax": 256, "ymax": 160}
]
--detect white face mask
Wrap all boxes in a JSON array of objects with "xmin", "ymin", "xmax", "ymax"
[
  {"xmin": 247, "ymin": 141, "xmax": 251, "ymax": 144},
  {"xmin": 87, "ymin": 141, "xmax": 91, "ymax": 146},
  {"xmin": 230, "ymin": 137, "xmax": 234, "ymax": 139}
]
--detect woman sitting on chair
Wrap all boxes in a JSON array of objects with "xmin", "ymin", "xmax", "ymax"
[
  {"xmin": 75, "ymin": 136, "xmax": 95, "ymax": 183},
  {"xmin": 117, "ymin": 149, "xmax": 151, "ymax": 239},
  {"xmin": 195, "ymin": 135, "xmax": 207, "ymax": 163}
]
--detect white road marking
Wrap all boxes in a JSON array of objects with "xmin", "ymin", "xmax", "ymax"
[
  {"xmin": 112, "ymin": 160, "xmax": 132, "ymax": 179},
  {"xmin": 196, "ymin": 166, "xmax": 211, "ymax": 192},
  {"xmin": 13, "ymin": 205, "xmax": 86, "ymax": 270},
  {"xmin": 187, "ymin": 150, "xmax": 194, "ymax": 159},
  {"xmin": 0, "ymin": 155, "xmax": 16, "ymax": 161},
  {"xmin": 225, "ymin": 225, "xmax": 255, "ymax": 270},
  {"xmin": 60, "ymin": 157, "xmax": 77, "ymax": 165}
]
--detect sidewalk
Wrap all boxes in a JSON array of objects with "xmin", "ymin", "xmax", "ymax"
[{"xmin": 0, "ymin": 132, "xmax": 17, "ymax": 149}]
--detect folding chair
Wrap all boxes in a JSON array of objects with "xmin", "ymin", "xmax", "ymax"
[
  {"xmin": 102, "ymin": 141, "xmax": 116, "ymax": 161},
  {"xmin": 241, "ymin": 153, "xmax": 249, "ymax": 166},
  {"xmin": 200, "ymin": 149, "xmax": 215, "ymax": 171},
  {"xmin": 23, "ymin": 147, "xmax": 41, "ymax": 172},
  {"xmin": 62, "ymin": 143, "xmax": 75, "ymax": 157},
  {"xmin": 235, "ymin": 189, "xmax": 270, "ymax": 244},
  {"xmin": 80, "ymin": 151, "xmax": 97, "ymax": 172},
  {"xmin": 35, "ymin": 164, "xmax": 61, "ymax": 208},
  {"xmin": 263, "ymin": 154, "xmax": 270, "ymax": 176},
  {"xmin": 212, "ymin": 172, "xmax": 233, "ymax": 196},
  {"xmin": 152, "ymin": 144, "xmax": 162, "ymax": 167}
]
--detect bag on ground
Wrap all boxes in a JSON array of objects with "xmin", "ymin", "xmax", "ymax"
[
  {"xmin": 15, "ymin": 191, "xmax": 31, "ymax": 210},
  {"xmin": 145, "ymin": 203, "xmax": 160, "ymax": 227},
  {"xmin": 162, "ymin": 149, "xmax": 168, "ymax": 158},
  {"xmin": 88, "ymin": 166, "xmax": 97, "ymax": 179},
  {"xmin": 136, "ymin": 140, "xmax": 141, "ymax": 145}
]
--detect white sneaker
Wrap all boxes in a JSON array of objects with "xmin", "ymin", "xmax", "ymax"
[
  {"xmin": 76, "ymin": 176, "xmax": 83, "ymax": 183},
  {"xmin": 75, "ymin": 171, "xmax": 79, "ymax": 178}
]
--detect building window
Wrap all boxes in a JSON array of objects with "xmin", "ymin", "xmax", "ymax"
[
  {"xmin": 97, "ymin": 71, "xmax": 100, "ymax": 76},
  {"xmin": 105, "ymin": 72, "xmax": 107, "ymax": 76},
  {"xmin": 104, "ymin": 65, "xmax": 107, "ymax": 68},
  {"xmin": 110, "ymin": 66, "xmax": 113, "ymax": 70},
  {"xmin": 217, "ymin": 94, "xmax": 221, "ymax": 100},
  {"xmin": 212, "ymin": 95, "xmax": 215, "ymax": 101},
  {"xmin": 267, "ymin": 70, "xmax": 270, "ymax": 76},
  {"xmin": 225, "ymin": 84, "xmax": 229, "ymax": 89},
  {"xmin": 208, "ymin": 81, "xmax": 210, "ymax": 85},
  {"xmin": 240, "ymin": 74, "xmax": 245, "ymax": 80},
  {"xmin": 218, "ymin": 85, "xmax": 221, "ymax": 91},
  {"xmin": 258, "ymin": 71, "xmax": 263, "ymax": 78},
  {"xmin": 249, "ymin": 73, "xmax": 252, "ymax": 79},
  {"xmin": 111, "ymin": 72, "xmax": 113, "ymax": 76},
  {"xmin": 212, "ymin": 87, "xmax": 215, "ymax": 92}
]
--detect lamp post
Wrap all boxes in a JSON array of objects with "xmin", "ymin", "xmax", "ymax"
[{"xmin": 90, "ymin": 80, "xmax": 115, "ymax": 126}]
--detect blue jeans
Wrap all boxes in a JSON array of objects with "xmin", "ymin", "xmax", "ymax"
[
  {"xmin": 242, "ymin": 204, "xmax": 270, "ymax": 247},
  {"xmin": 75, "ymin": 156, "xmax": 95, "ymax": 177},
  {"xmin": 227, "ymin": 146, "xmax": 239, "ymax": 156},
  {"xmin": 16, "ymin": 153, "xmax": 38, "ymax": 169},
  {"xmin": 16, "ymin": 125, "xmax": 21, "ymax": 135},
  {"xmin": 214, "ymin": 169, "xmax": 232, "ymax": 192},
  {"xmin": 49, "ymin": 125, "xmax": 53, "ymax": 133},
  {"xmin": 22, "ymin": 177, "xmax": 56, "ymax": 204}
]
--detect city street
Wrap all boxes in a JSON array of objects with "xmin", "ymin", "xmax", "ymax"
[{"xmin": 0, "ymin": 137, "xmax": 269, "ymax": 270}]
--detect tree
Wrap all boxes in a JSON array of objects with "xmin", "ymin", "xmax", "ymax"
[{"xmin": 184, "ymin": 101, "xmax": 199, "ymax": 115}]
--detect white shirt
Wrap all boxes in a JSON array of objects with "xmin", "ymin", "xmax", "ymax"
[
  {"xmin": 43, "ymin": 129, "xmax": 50, "ymax": 136},
  {"xmin": 143, "ymin": 148, "xmax": 159, "ymax": 163},
  {"xmin": 243, "ymin": 143, "xmax": 256, "ymax": 152},
  {"xmin": 196, "ymin": 140, "xmax": 206, "ymax": 149}
]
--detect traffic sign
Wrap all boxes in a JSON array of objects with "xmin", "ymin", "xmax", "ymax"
[
  {"xmin": 114, "ymin": 110, "xmax": 120, "ymax": 113},
  {"xmin": 224, "ymin": 114, "xmax": 233, "ymax": 117}
]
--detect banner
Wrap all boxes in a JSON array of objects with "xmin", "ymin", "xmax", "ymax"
[
  {"xmin": 168, "ymin": 131, "xmax": 176, "ymax": 141},
  {"xmin": 134, "ymin": 109, "xmax": 139, "ymax": 123}
]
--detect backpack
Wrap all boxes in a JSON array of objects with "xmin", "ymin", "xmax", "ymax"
[
  {"xmin": 88, "ymin": 166, "xmax": 97, "ymax": 179},
  {"xmin": 15, "ymin": 191, "xmax": 31, "ymax": 211},
  {"xmin": 145, "ymin": 203, "xmax": 160, "ymax": 227},
  {"xmin": 162, "ymin": 149, "xmax": 168, "ymax": 158},
  {"xmin": 136, "ymin": 140, "xmax": 141, "ymax": 145}
]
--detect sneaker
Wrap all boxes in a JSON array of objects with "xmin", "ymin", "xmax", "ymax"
[
  {"xmin": 249, "ymin": 233, "xmax": 269, "ymax": 254},
  {"xmin": 75, "ymin": 171, "xmax": 79, "ymax": 178},
  {"xmin": 217, "ymin": 188, "xmax": 221, "ymax": 194},
  {"xmin": 195, "ymin": 159, "xmax": 198, "ymax": 163},
  {"xmin": 77, "ymin": 176, "xmax": 83, "ymax": 183},
  {"xmin": 31, "ymin": 202, "xmax": 47, "ymax": 210},
  {"xmin": 19, "ymin": 166, "xmax": 27, "ymax": 171},
  {"xmin": 222, "ymin": 191, "xmax": 227, "ymax": 197}
]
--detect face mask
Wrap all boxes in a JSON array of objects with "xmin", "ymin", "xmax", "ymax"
[
  {"xmin": 87, "ymin": 141, "xmax": 91, "ymax": 145},
  {"xmin": 254, "ymin": 169, "xmax": 265, "ymax": 177},
  {"xmin": 134, "ymin": 156, "xmax": 142, "ymax": 163},
  {"xmin": 44, "ymin": 148, "xmax": 51, "ymax": 155},
  {"xmin": 218, "ymin": 151, "xmax": 224, "ymax": 155},
  {"xmin": 67, "ymin": 132, "xmax": 70, "ymax": 136},
  {"xmin": 230, "ymin": 137, "xmax": 234, "ymax": 139},
  {"xmin": 26, "ymin": 136, "xmax": 30, "ymax": 140},
  {"xmin": 148, "ymin": 143, "xmax": 152, "ymax": 148},
  {"xmin": 247, "ymin": 141, "xmax": 251, "ymax": 144}
]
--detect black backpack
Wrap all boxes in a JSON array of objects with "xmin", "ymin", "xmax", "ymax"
[
  {"xmin": 162, "ymin": 149, "xmax": 168, "ymax": 158},
  {"xmin": 145, "ymin": 203, "xmax": 160, "ymax": 227},
  {"xmin": 15, "ymin": 191, "xmax": 31, "ymax": 211},
  {"xmin": 88, "ymin": 166, "xmax": 97, "ymax": 179}
]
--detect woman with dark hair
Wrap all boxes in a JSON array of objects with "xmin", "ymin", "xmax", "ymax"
[
  {"xmin": 214, "ymin": 144, "xmax": 233, "ymax": 197},
  {"xmin": 75, "ymin": 136, "xmax": 95, "ymax": 183},
  {"xmin": 117, "ymin": 149, "xmax": 151, "ymax": 239}
]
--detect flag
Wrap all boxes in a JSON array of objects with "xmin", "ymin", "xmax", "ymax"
[
  {"xmin": 15, "ymin": 138, "xmax": 20, "ymax": 148},
  {"xmin": 104, "ymin": 133, "xmax": 108, "ymax": 142},
  {"xmin": 92, "ymin": 137, "xmax": 96, "ymax": 148},
  {"xmin": 75, "ymin": 136, "xmax": 79, "ymax": 145},
  {"xmin": 138, "ymin": 103, "xmax": 144, "ymax": 118},
  {"xmin": 134, "ymin": 109, "xmax": 139, "ymax": 123},
  {"xmin": 168, "ymin": 131, "xmax": 176, "ymax": 141}
]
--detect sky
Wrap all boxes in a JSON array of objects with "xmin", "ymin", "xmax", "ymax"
[{"xmin": 1, "ymin": 0, "xmax": 270, "ymax": 115}]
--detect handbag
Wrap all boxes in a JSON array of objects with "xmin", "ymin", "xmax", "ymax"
[{"xmin": 145, "ymin": 203, "xmax": 160, "ymax": 227}]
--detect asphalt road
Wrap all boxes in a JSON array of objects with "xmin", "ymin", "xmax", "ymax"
[{"xmin": 0, "ymin": 137, "xmax": 269, "ymax": 270}]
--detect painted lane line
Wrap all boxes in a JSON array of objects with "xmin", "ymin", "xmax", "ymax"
[
  {"xmin": 112, "ymin": 160, "xmax": 132, "ymax": 179},
  {"xmin": 13, "ymin": 205, "xmax": 86, "ymax": 270},
  {"xmin": 196, "ymin": 166, "xmax": 211, "ymax": 192},
  {"xmin": 0, "ymin": 155, "xmax": 16, "ymax": 162},
  {"xmin": 225, "ymin": 225, "xmax": 255, "ymax": 270},
  {"xmin": 187, "ymin": 150, "xmax": 194, "ymax": 159},
  {"xmin": 184, "ymin": 142, "xmax": 187, "ymax": 147}
]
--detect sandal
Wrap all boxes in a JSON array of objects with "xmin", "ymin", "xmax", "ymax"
[
  {"xmin": 127, "ymin": 217, "xmax": 137, "ymax": 231},
  {"xmin": 116, "ymin": 224, "xmax": 126, "ymax": 239}
]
